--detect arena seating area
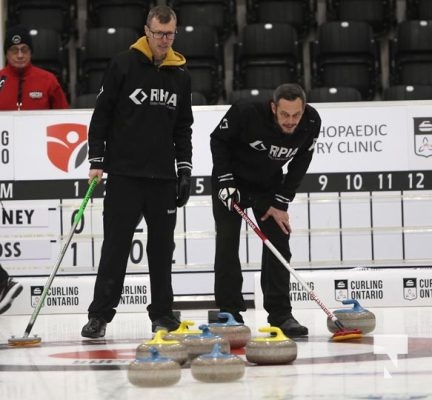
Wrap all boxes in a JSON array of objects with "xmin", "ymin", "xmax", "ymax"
[{"xmin": 4, "ymin": 0, "xmax": 432, "ymax": 107}]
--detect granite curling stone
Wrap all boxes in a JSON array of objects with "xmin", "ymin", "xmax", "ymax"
[
  {"xmin": 136, "ymin": 330, "xmax": 188, "ymax": 365},
  {"xmin": 245, "ymin": 326, "xmax": 297, "ymax": 365},
  {"xmin": 163, "ymin": 320, "xmax": 202, "ymax": 342},
  {"xmin": 327, "ymin": 299, "xmax": 376, "ymax": 334},
  {"xmin": 183, "ymin": 324, "xmax": 230, "ymax": 360},
  {"xmin": 128, "ymin": 347, "xmax": 181, "ymax": 387},
  {"xmin": 191, "ymin": 343, "xmax": 245, "ymax": 383},
  {"xmin": 208, "ymin": 312, "xmax": 251, "ymax": 349}
]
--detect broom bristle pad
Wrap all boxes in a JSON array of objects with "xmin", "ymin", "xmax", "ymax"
[{"xmin": 8, "ymin": 336, "xmax": 42, "ymax": 346}]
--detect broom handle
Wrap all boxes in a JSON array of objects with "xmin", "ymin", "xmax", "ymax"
[
  {"xmin": 23, "ymin": 178, "xmax": 98, "ymax": 338},
  {"xmin": 233, "ymin": 202, "xmax": 345, "ymax": 330}
]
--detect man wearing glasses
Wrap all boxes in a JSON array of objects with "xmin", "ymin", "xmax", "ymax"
[
  {"xmin": 82, "ymin": 5, "xmax": 193, "ymax": 338},
  {"xmin": 0, "ymin": 25, "xmax": 68, "ymax": 314},
  {"xmin": 0, "ymin": 25, "xmax": 69, "ymax": 110}
]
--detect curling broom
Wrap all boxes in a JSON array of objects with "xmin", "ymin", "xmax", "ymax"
[
  {"xmin": 8, "ymin": 178, "xmax": 98, "ymax": 346},
  {"xmin": 233, "ymin": 202, "xmax": 362, "ymax": 341}
]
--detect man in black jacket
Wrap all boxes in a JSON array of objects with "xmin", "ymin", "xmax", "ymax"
[
  {"xmin": 82, "ymin": 5, "xmax": 193, "ymax": 338},
  {"xmin": 211, "ymin": 83, "xmax": 321, "ymax": 337}
]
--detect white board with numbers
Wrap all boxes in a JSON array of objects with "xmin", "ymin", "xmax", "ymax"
[{"xmin": 1, "ymin": 102, "xmax": 431, "ymax": 301}]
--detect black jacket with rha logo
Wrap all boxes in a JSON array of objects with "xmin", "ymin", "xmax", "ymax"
[
  {"xmin": 88, "ymin": 36, "xmax": 193, "ymax": 179},
  {"xmin": 210, "ymin": 101, "xmax": 321, "ymax": 211}
]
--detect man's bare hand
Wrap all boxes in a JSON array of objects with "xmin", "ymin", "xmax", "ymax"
[
  {"xmin": 89, "ymin": 169, "xmax": 103, "ymax": 184},
  {"xmin": 261, "ymin": 206, "xmax": 291, "ymax": 235}
]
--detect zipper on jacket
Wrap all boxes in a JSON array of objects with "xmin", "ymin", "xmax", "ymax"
[{"xmin": 16, "ymin": 69, "xmax": 23, "ymax": 110}]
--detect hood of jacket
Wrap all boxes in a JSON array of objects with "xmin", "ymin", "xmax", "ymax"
[{"xmin": 130, "ymin": 36, "xmax": 186, "ymax": 67}]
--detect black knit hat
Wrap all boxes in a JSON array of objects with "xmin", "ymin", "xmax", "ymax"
[{"xmin": 4, "ymin": 26, "xmax": 33, "ymax": 54}]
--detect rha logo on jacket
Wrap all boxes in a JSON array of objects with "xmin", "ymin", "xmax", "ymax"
[{"xmin": 129, "ymin": 88, "xmax": 177, "ymax": 108}]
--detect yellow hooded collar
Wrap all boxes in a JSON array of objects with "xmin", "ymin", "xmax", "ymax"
[{"xmin": 130, "ymin": 36, "xmax": 186, "ymax": 67}]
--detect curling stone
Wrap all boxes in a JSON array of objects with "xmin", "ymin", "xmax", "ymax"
[
  {"xmin": 163, "ymin": 320, "xmax": 202, "ymax": 342},
  {"xmin": 183, "ymin": 324, "xmax": 230, "ymax": 360},
  {"xmin": 128, "ymin": 347, "xmax": 181, "ymax": 387},
  {"xmin": 136, "ymin": 330, "xmax": 188, "ymax": 365},
  {"xmin": 327, "ymin": 299, "xmax": 376, "ymax": 334},
  {"xmin": 245, "ymin": 326, "xmax": 297, "ymax": 365},
  {"xmin": 208, "ymin": 312, "xmax": 251, "ymax": 349},
  {"xmin": 191, "ymin": 343, "xmax": 245, "ymax": 383}
]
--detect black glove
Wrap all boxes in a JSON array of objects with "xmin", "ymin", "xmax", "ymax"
[
  {"xmin": 218, "ymin": 187, "xmax": 240, "ymax": 211},
  {"xmin": 176, "ymin": 172, "xmax": 191, "ymax": 207}
]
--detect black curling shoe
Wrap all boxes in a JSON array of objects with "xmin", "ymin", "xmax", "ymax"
[
  {"xmin": 81, "ymin": 317, "xmax": 107, "ymax": 338},
  {"xmin": 270, "ymin": 315, "xmax": 309, "ymax": 337},
  {"xmin": 151, "ymin": 314, "xmax": 181, "ymax": 333}
]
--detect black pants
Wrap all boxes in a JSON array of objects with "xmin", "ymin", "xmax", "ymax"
[
  {"xmin": 88, "ymin": 174, "xmax": 177, "ymax": 322},
  {"xmin": 0, "ymin": 265, "xmax": 8, "ymax": 282},
  {"xmin": 212, "ymin": 190, "xmax": 293, "ymax": 325}
]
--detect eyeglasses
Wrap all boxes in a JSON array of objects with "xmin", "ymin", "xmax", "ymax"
[
  {"xmin": 147, "ymin": 28, "xmax": 177, "ymax": 40},
  {"xmin": 8, "ymin": 45, "xmax": 31, "ymax": 55}
]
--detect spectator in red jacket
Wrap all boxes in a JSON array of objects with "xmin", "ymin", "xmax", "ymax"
[{"xmin": 0, "ymin": 25, "xmax": 69, "ymax": 110}]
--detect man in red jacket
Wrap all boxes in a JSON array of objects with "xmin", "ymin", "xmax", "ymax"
[
  {"xmin": 0, "ymin": 26, "xmax": 68, "ymax": 311},
  {"xmin": 0, "ymin": 25, "xmax": 69, "ymax": 110}
]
